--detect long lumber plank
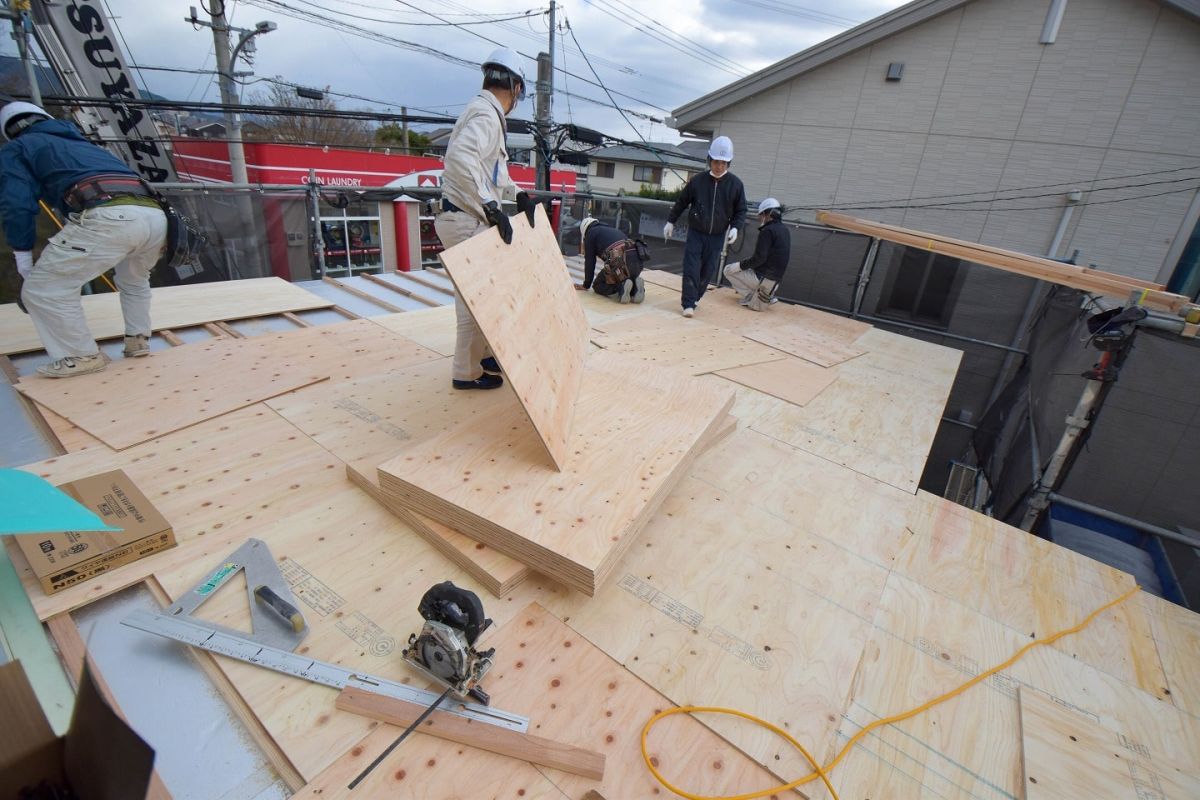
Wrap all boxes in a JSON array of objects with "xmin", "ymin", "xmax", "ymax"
[
  {"xmin": 336, "ymin": 685, "xmax": 606, "ymax": 780},
  {"xmin": 818, "ymin": 211, "xmax": 1192, "ymax": 313}
]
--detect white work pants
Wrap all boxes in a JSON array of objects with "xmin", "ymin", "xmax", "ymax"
[
  {"xmin": 434, "ymin": 210, "xmax": 494, "ymax": 381},
  {"xmin": 22, "ymin": 205, "xmax": 167, "ymax": 360},
  {"xmin": 724, "ymin": 262, "xmax": 762, "ymax": 298}
]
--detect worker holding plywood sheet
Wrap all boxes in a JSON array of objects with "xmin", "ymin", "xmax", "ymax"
[{"xmin": 435, "ymin": 47, "xmax": 541, "ymax": 391}]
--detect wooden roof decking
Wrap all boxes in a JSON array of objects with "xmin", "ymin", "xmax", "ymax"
[{"xmin": 2, "ymin": 270, "xmax": 1197, "ymax": 799}]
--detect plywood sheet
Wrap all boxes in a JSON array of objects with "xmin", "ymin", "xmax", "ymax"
[
  {"xmin": 746, "ymin": 327, "xmax": 961, "ymax": 493},
  {"xmin": 265, "ymin": 362, "xmax": 532, "ymax": 596},
  {"xmin": 743, "ymin": 323, "xmax": 866, "ymax": 368},
  {"xmin": 592, "ymin": 317, "xmax": 787, "ymax": 376},
  {"xmin": 898, "ymin": 491, "xmax": 1166, "ymax": 697},
  {"xmin": 17, "ymin": 335, "xmax": 329, "ymax": 450},
  {"xmin": 638, "ymin": 268, "xmax": 683, "ymax": 292},
  {"xmin": 1141, "ymin": 592, "xmax": 1200, "ymax": 717},
  {"xmin": 439, "ymin": 204, "xmax": 588, "ymax": 469},
  {"xmin": 0, "ymin": 277, "xmax": 331, "ymax": 355},
  {"xmin": 369, "ymin": 305, "xmax": 457, "ymax": 357},
  {"xmin": 832, "ymin": 572, "xmax": 1195, "ymax": 800},
  {"xmin": 1020, "ymin": 688, "xmax": 1200, "ymax": 800},
  {"xmin": 714, "ymin": 356, "xmax": 838, "ymax": 407},
  {"xmin": 378, "ymin": 349, "xmax": 735, "ymax": 595}
]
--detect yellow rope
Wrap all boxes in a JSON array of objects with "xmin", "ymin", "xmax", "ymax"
[{"xmin": 640, "ymin": 583, "xmax": 1142, "ymax": 800}]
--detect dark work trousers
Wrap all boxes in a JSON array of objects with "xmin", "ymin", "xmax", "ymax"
[
  {"xmin": 681, "ymin": 229, "xmax": 725, "ymax": 310},
  {"xmin": 593, "ymin": 278, "xmax": 621, "ymax": 297}
]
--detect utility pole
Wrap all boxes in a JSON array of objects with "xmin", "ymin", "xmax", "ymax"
[
  {"xmin": 401, "ymin": 106, "xmax": 410, "ymax": 154},
  {"xmin": 534, "ymin": 0, "xmax": 556, "ymax": 192},
  {"xmin": 190, "ymin": 6, "xmax": 276, "ymax": 185}
]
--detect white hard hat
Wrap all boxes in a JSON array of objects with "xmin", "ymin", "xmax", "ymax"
[
  {"xmin": 757, "ymin": 198, "xmax": 781, "ymax": 214},
  {"xmin": 482, "ymin": 47, "xmax": 527, "ymax": 101},
  {"xmin": 1, "ymin": 101, "xmax": 51, "ymax": 140},
  {"xmin": 580, "ymin": 216, "xmax": 598, "ymax": 237},
  {"xmin": 708, "ymin": 136, "xmax": 734, "ymax": 162}
]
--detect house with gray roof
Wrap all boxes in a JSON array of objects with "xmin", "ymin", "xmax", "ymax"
[{"xmin": 586, "ymin": 142, "xmax": 704, "ymax": 194}]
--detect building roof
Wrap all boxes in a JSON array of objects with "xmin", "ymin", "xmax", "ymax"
[
  {"xmin": 670, "ymin": 0, "xmax": 1200, "ymax": 132},
  {"xmin": 590, "ymin": 142, "xmax": 703, "ymax": 170}
]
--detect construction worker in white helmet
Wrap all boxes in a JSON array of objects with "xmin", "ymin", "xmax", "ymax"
[
  {"xmin": 724, "ymin": 198, "xmax": 791, "ymax": 311},
  {"xmin": 437, "ymin": 46, "xmax": 540, "ymax": 390},
  {"xmin": 663, "ymin": 135, "xmax": 746, "ymax": 317},
  {"xmin": 575, "ymin": 216, "xmax": 646, "ymax": 304},
  {"xmin": 0, "ymin": 101, "xmax": 167, "ymax": 377}
]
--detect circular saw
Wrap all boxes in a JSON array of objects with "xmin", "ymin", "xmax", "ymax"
[{"xmin": 402, "ymin": 582, "xmax": 496, "ymax": 705}]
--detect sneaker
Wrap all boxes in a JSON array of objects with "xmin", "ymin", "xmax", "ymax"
[
  {"xmin": 36, "ymin": 354, "xmax": 106, "ymax": 378},
  {"xmin": 631, "ymin": 276, "xmax": 645, "ymax": 304},
  {"xmin": 682, "ymin": 307, "xmax": 695, "ymax": 318},
  {"xmin": 123, "ymin": 334, "xmax": 150, "ymax": 358},
  {"xmin": 453, "ymin": 373, "xmax": 504, "ymax": 390},
  {"xmin": 480, "ymin": 356, "xmax": 501, "ymax": 374},
  {"xmin": 618, "ymin": 279, "xmax": 633, "ymax": 304}
]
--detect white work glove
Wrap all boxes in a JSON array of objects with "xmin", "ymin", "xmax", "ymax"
[
  {"xmin": 14, "ymin": 251, "xmax": 33, "ymax": 279},
  {"xmin": 663, "ymin": 222, "xmax": 674, "ymax": 240},
  {"xmin": 726, "ymin": 228, "xmax": 738, "ymax": 245}
]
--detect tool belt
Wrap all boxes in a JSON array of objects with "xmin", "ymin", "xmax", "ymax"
[
  {"xmin": 63, "ymin": 174, "xmax": 156, "ymax": 213},
  {"xmin": 600, "ymin": 238, "xmax": 648, "ymax": 284}
]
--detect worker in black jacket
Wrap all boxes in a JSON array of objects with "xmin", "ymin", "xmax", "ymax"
[
  {"xmin": 724, "ymin": 198, "xmax": 790, "ymax": 312},
  {"xmin": 575, "ymin": 217, "xmax": 646, "ymax": 304},
  {"xmin": 663, "ymin": 135, "xmax": 746, "ymax": 317}
]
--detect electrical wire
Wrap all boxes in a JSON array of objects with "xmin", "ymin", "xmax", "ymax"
[
  {"xmin": 640, "ymin": 583, "xmax": 1141, "ymax": 800},
  {"xmin": 285, "ymin": 0, "xmax": 541, "ymax": 26},
  {"xmin": 729, "ymin": 0, "xmax": 860, "ymax": 26},
  {"xmin": 587, "ymin": 0, "xmax": 750, "ymax": 79}
]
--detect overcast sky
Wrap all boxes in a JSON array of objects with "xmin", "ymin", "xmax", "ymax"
[{"xmin": 7, "ymin": 0, "xmax": 910, "ymax": 143}]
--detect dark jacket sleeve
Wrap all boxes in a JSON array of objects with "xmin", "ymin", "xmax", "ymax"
[
  {"xmin": 582, "ymin": 228, "xmax": 597, "ymax": 289},
  {"xmin": 730, "ymin": 177, "xmax": 747, "ymax": 232},
  {"xmin": 739, "ymin": 225, "xmax": 773, "ymax": 273},
  {"xmin": 0, "ymin": 145, "xmax": 42, "ymax": 251},
  {"xmin": 667, "ymin": 176, "xmax": 695, "ymax": 225}
]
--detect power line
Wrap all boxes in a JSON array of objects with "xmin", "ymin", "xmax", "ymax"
[
  {"xmin": 285, "ymin": 0, "xmax": 542, "ymax": 26},
  {"xmin": 728, "ymin": 0, "xmax": 860, "ymax": 27},
  {"xmin": 591, "ymin": 0, "xmax": 751, "ymax": 79}
]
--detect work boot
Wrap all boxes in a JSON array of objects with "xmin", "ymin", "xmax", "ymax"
[
  {"xmin": 618, "ymin": 279, "xmax": 633, "ymax": 304},
  {"xmin": 36, "ymin": 354, "xmax": 106, "ymax": 378},
  {"xmin": 123, "ymin": 334, "xmax": 150, "ymax": 358},
  {"xmin": 453, "ymin": 373, "xmax": 504, "ymax": 390},
  {"xmin": 480, "ymin": 356, "xmax": 501, "ymax": 374},
  {"xmin": 632, "ymin": 276, "xmax": 645, "ymax": 304}
]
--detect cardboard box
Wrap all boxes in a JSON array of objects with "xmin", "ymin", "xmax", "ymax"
[
  {"xmin": 0, "ymin": 660, "xmax": 155, "ymax": 799},
  {"xmin": 15, "ymin": 469, "xmax": 175, "ymax": 595}
]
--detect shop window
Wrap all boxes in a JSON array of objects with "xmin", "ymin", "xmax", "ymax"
[
  {"xmin": 633, "ymin": 165, "xmax": 662, "ymax": 183},
  {"xmin": 320, "ymin": 206, "xmax": 383, "ymax": 275},
  {"xmin": 595, "ymin": 161, "xmax": 615, "ymax": 179},
  {"xmin": 877, "ymin": 248, "xmax": 962, "ymax": 328}
]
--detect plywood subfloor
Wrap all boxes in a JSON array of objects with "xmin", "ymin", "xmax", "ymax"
[
  {"xmin": 0, "ymin": 277, "xmax": 331, "ymax": 355},
  {"xmin": 264, "ymin": 361, "xmax": 533, "ymax": 597},
  {"xmin": 369, "ymin": 304, "xmax": 457, "ymax": 357},
  {"xmin": 378, "ymin": 349, "xmax": 735, "ymax": 595},
  {"xmin": 592, "ymin": 316, "xmax": 787, "ymax": 376},
  {"xmin": 1020, "ymin": 688, "xmax": 1200, "ymax": 800},
  {"xmin": 715, "ymin": 356, "xmax": 838, "ymax": 407},
  {"xmin": 440, "ymin": 205, "xmax": 588, "ymax": 469}
]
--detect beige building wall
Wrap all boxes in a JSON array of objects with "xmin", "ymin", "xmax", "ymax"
[{"xmin": 688, "ymin": 0, "xmax": 1200, "ymax": 282}]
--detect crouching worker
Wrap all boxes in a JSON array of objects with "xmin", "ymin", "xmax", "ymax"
[
  {"xmin": 0, "ymin": 102, "xmax": 167, "ymax": 377},
  {"xmin": 575, "ymin": 217, "xmax": 646, "ymax": 304},
  {"xmin": 723, "ymin": 198, "xmax": 789, "ymax": 312}
]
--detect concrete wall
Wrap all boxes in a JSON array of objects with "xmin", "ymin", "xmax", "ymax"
[{"xmin": 693, "ymin": 0, "xmax": 1200, "ymax": 282}]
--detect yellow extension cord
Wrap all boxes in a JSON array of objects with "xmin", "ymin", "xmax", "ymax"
[
  {"xmin": 37, "ymin": 199, "xmax": 118, "ymax": 292},
  {"xmin": 640, "ymin": 583, "xmax": 1143, "ymax": 800}
]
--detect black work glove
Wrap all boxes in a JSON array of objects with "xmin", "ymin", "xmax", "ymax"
[
  {"xmin": 483, "ymin": 201, "xmax": 513, "ymax": 245},
  {"xmin": 515, "ymin": 192, "xmax": 537, "ymax": 227}
]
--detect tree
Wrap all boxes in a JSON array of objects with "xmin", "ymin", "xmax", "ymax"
[
  {"xmin": 375, "ymin": 123, "xmax": 432, "ymax": 153},
  {"xmin": 246, "ymin": 83, "xmax": 372, "ymax": 147}
]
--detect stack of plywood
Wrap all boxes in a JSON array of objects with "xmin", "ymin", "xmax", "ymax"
[{"xmin": 371, "ymin": 207, "xmax": 735, "ymax": 595}]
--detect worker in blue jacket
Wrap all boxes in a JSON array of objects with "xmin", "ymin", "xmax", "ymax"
[
  {"xmin": 663, "ymin": 135, "xmax": 746, "ymax": 317},
  {"xmin": 0, "ymin": 102, "xmax": 166, "ymax": 377},
  {"xmin": 724, "ymin": 198, "xmax": 790, "ymax": 311},
  {"xmin": 574, "ymin": 216, "xmax": 645, "ymax": 304}
]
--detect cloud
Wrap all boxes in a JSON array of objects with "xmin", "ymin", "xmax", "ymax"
[{"xmin": 13, "ymin": 0, "xmax": 908, "ymax": 143}]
